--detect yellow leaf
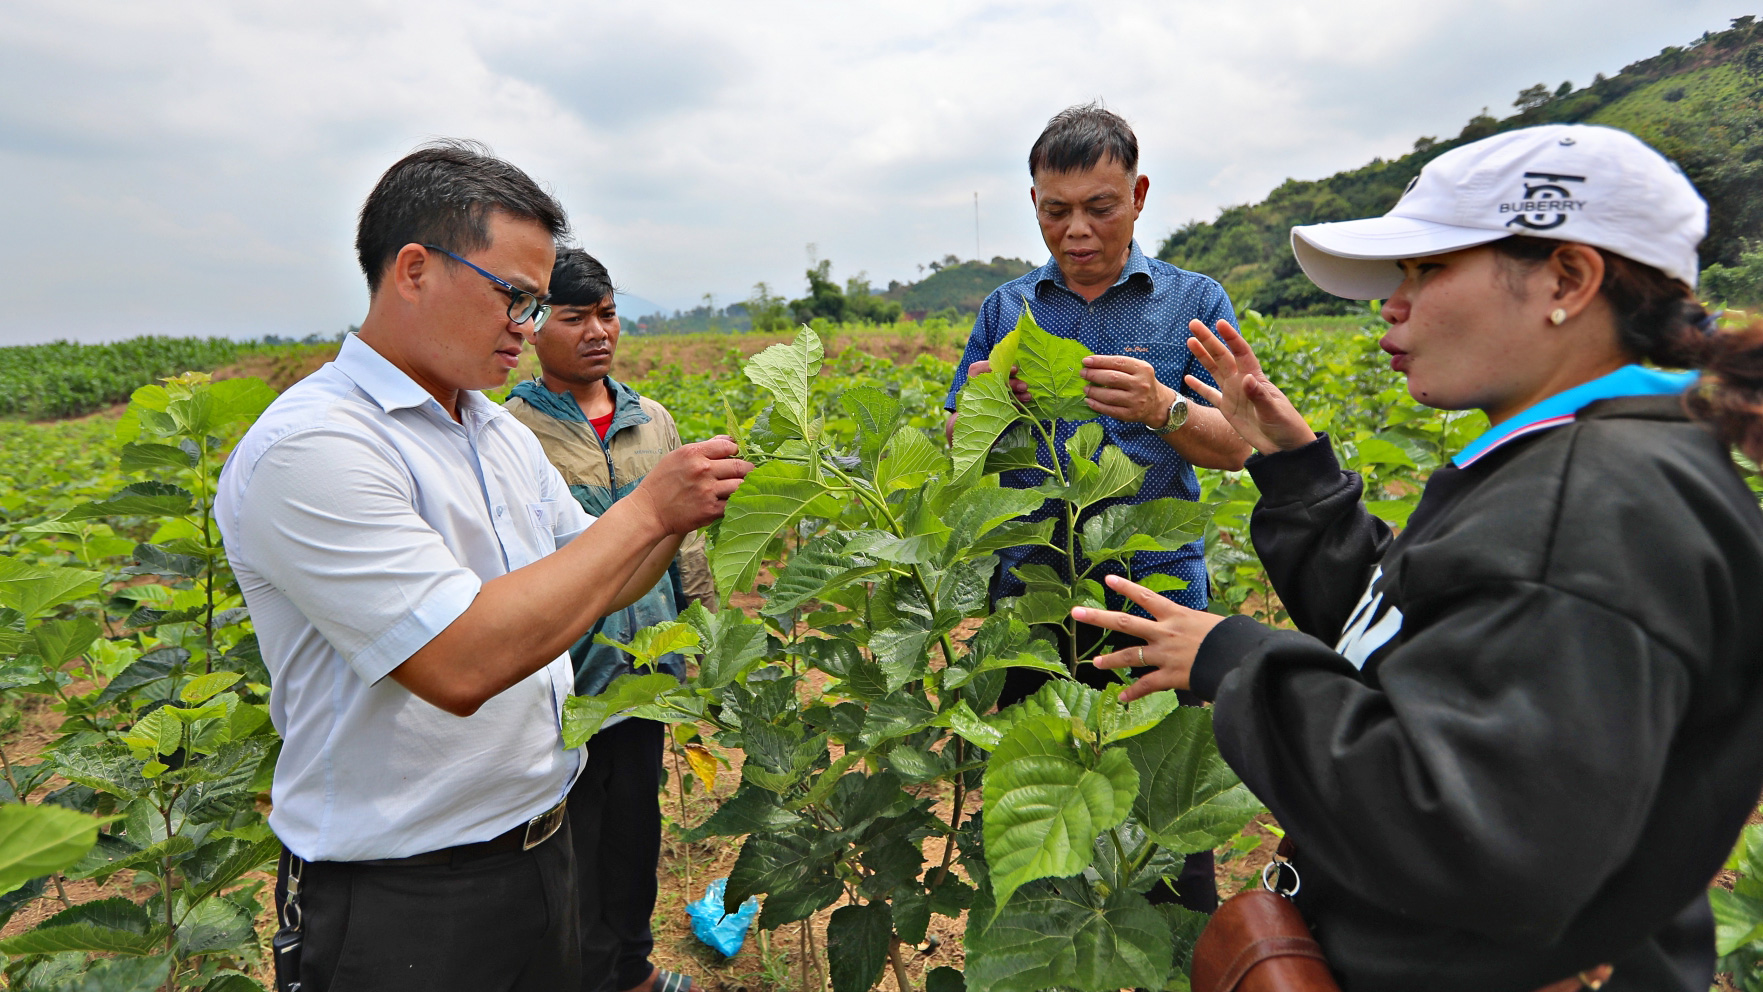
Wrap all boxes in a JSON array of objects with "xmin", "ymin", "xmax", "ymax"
[{"xmin": 684, "ymin": 744, "xmax": 718, "ymax": 792}]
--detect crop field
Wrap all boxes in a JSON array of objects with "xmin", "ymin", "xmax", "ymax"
[
  {"xmin": 0, "ymin": 338, "xmax": 339, "ymax": 421},
  {"xmin": 0, "ymin": 316, "xmax": 1755, "ymax": 992}
]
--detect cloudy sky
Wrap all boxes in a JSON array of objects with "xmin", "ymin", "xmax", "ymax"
[{"xmin": 0, "ymin": 0, "xmax": 1749, "ymax": 343}]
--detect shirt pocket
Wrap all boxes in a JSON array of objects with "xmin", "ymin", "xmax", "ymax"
[
  {"xmin": 1112, "ymin": 337, "xmax": 1189, "ymax": 386},
  {"xmin": 527, "ymin": 498, "xmax": 558, "ymax": 535},
  {"xmin": 498, "ymin": 498, "xmax": 563, "ymax": 568}
]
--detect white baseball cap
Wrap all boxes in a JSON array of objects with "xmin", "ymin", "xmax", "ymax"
[{"xmin": 1290, "ymin": 124, "xmax": 1707, "ymax": 300}]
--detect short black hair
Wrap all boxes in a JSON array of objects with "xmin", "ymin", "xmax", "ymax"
[
  {"xmin": 550, "ymin": 247, "xmax": 616, "ymax": 308},
  {"xmin": 1028, "ymin": 102, "xmax": 1139, "ymax": 178},
  {"xmin": 355, "ymin": 138, "xmax": 569, "ymax": 293}
]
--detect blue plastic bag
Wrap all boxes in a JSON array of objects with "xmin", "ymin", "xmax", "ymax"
[{"xmin": 688, "ymin": 877, "xmax": 760, "ymax": 957}]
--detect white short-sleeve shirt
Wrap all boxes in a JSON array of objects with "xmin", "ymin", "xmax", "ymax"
[{"xmin": 215, "ymin": 334, "xmax": 594, "ymax": 862}]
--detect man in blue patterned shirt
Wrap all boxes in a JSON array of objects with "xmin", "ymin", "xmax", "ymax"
[{"xmin": 944, "ymin": 103, "xmax": 1250, "ymax": 911}]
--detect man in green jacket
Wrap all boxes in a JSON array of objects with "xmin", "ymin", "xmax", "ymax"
[{"xmin": 505, "ymin": 247, "xmax": 711, "ymax": 992}]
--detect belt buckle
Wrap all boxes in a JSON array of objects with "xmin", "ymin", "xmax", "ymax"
[{"xmin": 522, "ymin": 801, "xmax": 565, "ymax": 851}]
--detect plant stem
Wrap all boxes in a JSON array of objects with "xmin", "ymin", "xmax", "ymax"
[
  {"xmin": 809, "ymin": 914, "xmax": 827, "ymax": 992},
  {"xmin": 1019, "ymin": 415, "xmax": 1080, "ymax": 672},
  {"xmin": 1127, "ymin": 836, "xmax": 1160, "ymax": 879},
  {"xmin": 932, "ymin": 740, "xmax": 966, "ymax": 888},
  {"xmin": 800, "ymin": 919, "xmax": 811, "ymax": 992},
  {"xmin": 0, "ymin": 742, "xmax": 21, "ymax": 799},
  {"xmin": 1106, "ymin": 826, "xmax": 1131, "ymax": 887},
  {"xmin": 161, "ymin": 802, "xmax": 178, "ymax": 992},
  {"xmin": 888, "ymin": 934, "xmax": 914, "ymax": 992},
  {"xmin": 51, "ymin": 875, "xmax": 70, "ymax": 908},
  {"xmin": 671, "ymin": 742, "xmax": 692, "ymax": 898},
  {"xmin": 1062, "ymin": 498, "xmax": 1080, "ymax": 674},
  {"xmin": 821, "ymin": 460, "xmax": 898, "ymax": 531},
  {"xmin": 197, "ymin": 439, "xmax": 217, "ymax": 673}
]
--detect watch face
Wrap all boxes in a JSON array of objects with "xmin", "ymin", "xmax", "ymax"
[{"xmin": 1167, "ymin": 397, "xmax": 1189, "ymax": 430}]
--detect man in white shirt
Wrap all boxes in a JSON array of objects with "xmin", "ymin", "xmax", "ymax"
[{"xmin": 216, "ymin": 140, "xmax": 752, "ymax": 992}]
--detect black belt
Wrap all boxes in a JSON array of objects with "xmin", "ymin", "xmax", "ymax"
[{"xmin": 350, "ymin": 799, "xmax": 568, "ymax": 868}]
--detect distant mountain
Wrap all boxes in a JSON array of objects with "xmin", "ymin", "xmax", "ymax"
[
  {"xmin": 1158, "ymin": 16, "xmax": 1763, "ymax": 314},
  {"xmin": 882, "ymin": 256, "xmax": 1038, "ymax": 316},
  {"xmin": 614, "ymin": 292, "xmax": 668, "ymax": 321}
]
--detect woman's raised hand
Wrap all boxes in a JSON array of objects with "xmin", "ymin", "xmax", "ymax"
[
  {"xmin": 1073, "ymin": 574, "xmax": 1226, "ymax": 702},
  {"xmin": 1184, "ymin": 319, "xmax": 1317, "ymax": 455}
]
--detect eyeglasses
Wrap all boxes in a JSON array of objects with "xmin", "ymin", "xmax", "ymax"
[{"xmin": 422, "ymin": 245, "xmax": 553, "ymax": 332}]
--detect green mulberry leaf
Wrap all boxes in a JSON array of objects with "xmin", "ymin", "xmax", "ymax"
[
  {"xmin": 1003, "ymin": 303, "xmax": 1095, "ymax": 423},
  {"xmin": 0, "ymin": 805, "xmax": 115, "ymax": 897},
  {"xmin": 1072, "ymin": 444, "xmax": 1144, "ymax": 510},
  {"xmin": 0, "ymin": 557, "xmax": 103, "ymax": 621},
  {"xmin": 678, "ymin": 602, "xmax": 770, "ymax": 689},
  {"xmin": 875, "ymin": 425, "xmax": 949, "ymax": 494},
  {"xmin": 965, "ymin": 878, "xmax": 1171, "ymax": 992},
  {"xmin": 950, "ymin": 371, "xmax": 1022, "ymax": 485},
  {"xmin": 1080, "ymin": 498, "xmax": 1211, "ymax": 563},
  {"xmin": 763, "ymin": 532, "xmax": 884, "ymax": 616},
  {"xmin": 711, "ymin": 460, "xmax": 836, "ymax": 596},
  {"xmin": 826, "ymin": 903, "xmax": 893, "ymax": 992},
  {"xmin": 562, "ymin": 674, "xmax": 683, "ymax": 749},
  {"xmin": 683, "ymin": 786, "xmax": 803, "ymax": 841},
  {"xmin": 29, "ymin": 617, "xmax": 101, "ymax": 669},
  {"xmin": 1123, "ymin": 707, "xmax": 1263, "ymax": 854},
  {"xmin": 59, "ymin": 481, "xmax": 193, "ymax": 522},
  {"xmin": 743, "ymin": 327, "xmax": 823, "ymax": 439},
  {"xmin": 981, "ymin": 714, "xmax": 1137, "ymax": 915},
  {"xmin": 839, "ymin": 386, "xmax": 901, "ymax": 477},
  {"xmin": 727, "ymin": 828, "xmax": 843, "ymax": 928}
]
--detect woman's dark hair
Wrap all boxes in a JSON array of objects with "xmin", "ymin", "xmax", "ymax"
[
  {"xmin": 1494, "ymin": 235, "xmax": 1763, "ymax": 456},
  {"xmin": 549, "ymin": 248, "xmax": 616, "ymax": 308},
  {"xmin": 1028, "ymin": 102, "xmax": 1138, "ymax": 179},
  {"xmin": 356, "ymin": 139, "xmax": 569, "ymax": 293}
]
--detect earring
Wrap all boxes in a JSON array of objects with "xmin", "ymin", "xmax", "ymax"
[{"xmin": 1549, "ymin": 308, "xmax": 1567, "ymax": 326}]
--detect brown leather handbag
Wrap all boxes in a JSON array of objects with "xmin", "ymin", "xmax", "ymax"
[
  {"xmin": 1188, "ymin": 841, "xmax": 1613, "ymax": 992},
  {"xmin": 1189, "ymin": 847, "xmax": 1338, "ymax": 992}
]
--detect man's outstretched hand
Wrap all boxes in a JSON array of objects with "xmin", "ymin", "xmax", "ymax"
[
  {"xmin": 1183, "ymin": 319, "xmax": 1317, "ymax": 455},
  {"xmin": 630, "ymin": 437, "xmax": 753, "ymax": 534}
]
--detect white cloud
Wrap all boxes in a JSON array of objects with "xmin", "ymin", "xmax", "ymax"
[{"xmin": 0, "ymin": 0, "xmax": 1747, "ymax": 341}]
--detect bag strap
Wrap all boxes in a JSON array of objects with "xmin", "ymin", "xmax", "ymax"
[{"xmin": 1208, "ymin": 934, "xmax": 1329, "ymax": 992}]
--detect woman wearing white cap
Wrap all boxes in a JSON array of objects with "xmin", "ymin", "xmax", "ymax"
[{"xmin": 1072, "ymin": 124, "xmax": 1763, "ymax": 990}]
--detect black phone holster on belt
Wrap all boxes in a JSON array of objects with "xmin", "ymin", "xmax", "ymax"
[{"xmin": 273, "ymin": 847, "xmax": 304, "ymax": 992}]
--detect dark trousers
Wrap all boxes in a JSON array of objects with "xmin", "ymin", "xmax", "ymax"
[
  {"xmin": 275, "ymin": 820, "xmax": 580, "ymax": 992},
  {"xmin": 1000, "ymin": 621, "xmax": 1220, "ymax": 914},
  {"xmin": 569, "ymin": 717, "xmax": 666, "ymax": 992}
]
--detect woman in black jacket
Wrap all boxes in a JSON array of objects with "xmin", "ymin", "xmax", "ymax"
[{"xmin": 1072, "ymin": 124, "xmax": 1763, "ymax": 991}]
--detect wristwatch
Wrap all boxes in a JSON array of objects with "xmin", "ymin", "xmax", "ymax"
[{"xmin": 1153, "ymin": 395, "xmax": 1189, "ymax": 435}]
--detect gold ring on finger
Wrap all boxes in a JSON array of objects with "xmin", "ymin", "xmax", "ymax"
[{"xmin": 1137, "ymin": 646, "xmax": 1144, "ymax": 666}]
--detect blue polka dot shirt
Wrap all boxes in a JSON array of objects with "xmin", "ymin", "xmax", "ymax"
[{"xmin": 942, "ymin": 241, "xmax": 1237, "ymax": 612}]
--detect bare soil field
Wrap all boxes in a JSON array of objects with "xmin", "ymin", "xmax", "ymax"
[{"xmin": 205, "ymin": 325, "xmax": 964, "ymax": 395}]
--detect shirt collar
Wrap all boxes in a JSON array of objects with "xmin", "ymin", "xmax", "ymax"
[
  {"xmin": 1452, "ymin": 364, "xmax": 1697, "ymax": 468},
  {"xmin": 508, "ymin": 376, "xmax": 651, "ymax": 433},
  {"xmin": 1035, "ymin": 240, "xmax": 1155, "ymax": 296},
  {"xmin": 334, "ymin": 333, "xmax": 505, "ymax": 429}
]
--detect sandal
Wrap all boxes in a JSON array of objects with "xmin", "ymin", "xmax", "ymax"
[{"xmin": 653, "ymin": 969, "xmax": 694, "ymax": 992}]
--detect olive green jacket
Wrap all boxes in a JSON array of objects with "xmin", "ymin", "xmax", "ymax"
[{"xmin": 505, "ymin": 376, "xmax": 715, "ymax": 696}]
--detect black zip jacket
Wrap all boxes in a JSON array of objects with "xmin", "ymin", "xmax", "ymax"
[{"xmin": 1190, "ymin": 395, "xmax": 1763, "ymax": 991}]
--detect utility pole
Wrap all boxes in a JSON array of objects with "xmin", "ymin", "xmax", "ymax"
[{"xmin": 973, "ymin": 192, "xmax": 981, "ymax": 261}]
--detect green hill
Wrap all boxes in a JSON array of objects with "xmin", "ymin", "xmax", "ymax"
[
  {"xmin": 883, "ymin": 256, "xmax": 1037, "ymax": 316},
  {"xmin": 1158, "ymin": 16, "xmax": 1763, "ymax": 314}
]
